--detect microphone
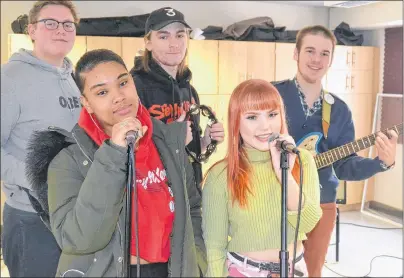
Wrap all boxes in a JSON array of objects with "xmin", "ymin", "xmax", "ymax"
[
  {"xmin": 275, "ymin": 140, "xmax": 300, "ymax": 154},
  {"xmin": 126, "ymin": 130, "xmax": 139, "ymax": 145},
  {"xmin": 268, "ymin": 132, "xmax": 300, "ymax": 154}
]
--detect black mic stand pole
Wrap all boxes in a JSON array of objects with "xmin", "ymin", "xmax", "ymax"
[
  {"xmin": 123, "ymin": 138, "xmax": 140, "ymax": 278},
  {"xmin": 280, "ymin": 150, "xmax": 289, "ymax": 278}
]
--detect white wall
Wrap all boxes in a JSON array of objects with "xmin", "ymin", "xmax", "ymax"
[
  {"xmin": 373, "ymin": 145, "xmax": 403, "ymax": 210},
  {"xmin": 1, "ymin": 1, "xmax": 330, "ymax": 64},
  {"xmin": 329, "ymin": 1, "xmax": 403, "ymax": 30}
]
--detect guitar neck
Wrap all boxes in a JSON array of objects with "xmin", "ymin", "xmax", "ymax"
[{"xmin": 315, "ymin": 123, "xmax": 403, "ymax": 169}]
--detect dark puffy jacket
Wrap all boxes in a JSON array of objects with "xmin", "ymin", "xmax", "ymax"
[{"xmin": 25, "ymin": 120, "xmax": 207, "ymax": 277}]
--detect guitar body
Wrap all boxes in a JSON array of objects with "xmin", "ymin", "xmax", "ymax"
[{"xmin": 296, "ymin": 132, "xmax": 323, "ymax": 157}]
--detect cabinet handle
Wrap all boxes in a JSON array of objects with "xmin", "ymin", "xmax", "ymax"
[
  {"xmin": 346, "ymin": 52, "xmax": 351, "ymax": 66},
  {"xmin": 352, "ymin": 51, "xmax": 356, "ymax": 67},
  {"xmin": 351, "ymin": 75, "xmax": 355, "ymax": 90},
  {"xmin": 239, "ymin": 72, "xmax": 247, "ymax": 82},
  {"xmin": 345, "ymin": 75, "xmax": 349, "ymax": 90}
]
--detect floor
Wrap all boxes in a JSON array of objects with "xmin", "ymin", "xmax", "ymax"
[
  {"xmin": 322, "ymin": 210, "xmax": 402, "ymax": 277},
  {"xmin": 1, "ymin": 210, "xmax": 402, "ymax": 277}
]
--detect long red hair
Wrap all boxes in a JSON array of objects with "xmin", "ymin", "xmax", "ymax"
[{"xmin": 207, "ymin": 79, "xmax": 300, "ymax": 207}]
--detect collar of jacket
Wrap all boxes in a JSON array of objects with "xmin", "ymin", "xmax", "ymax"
[{"xmin": 132, "ymin": 55, "xmax": 192, "ymax": 86}]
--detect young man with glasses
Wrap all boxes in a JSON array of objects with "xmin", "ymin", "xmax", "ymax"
[{"xmin": 1, "ymin": 1, "xmax": 81, "ymax": 276}]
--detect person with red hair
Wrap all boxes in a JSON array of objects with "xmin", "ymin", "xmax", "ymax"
[{"xmin": 202, "ymin": 79, "xmax": 322, "ymax": 277}]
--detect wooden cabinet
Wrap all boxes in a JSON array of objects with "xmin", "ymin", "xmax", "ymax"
[
  {"xmin": 275, "ymin": 43, "xmax": 297, "ymax": 80},
  {"xmin": 327, "ymin": 45, "xmax": 379, "ymax": 206},
  {"xmin": 246, "ymin": 42, "xmax": 275, "ymax": 82},
  {"xmin": 8, "ymin": 34, "xmax": 33, "ymax": 58},
  {"xmin": 218, "ymin": 41, "xmax": 275, "ymax": 95},
  {"xmin": 121, "ymin": 37, "xmax": 144, "ymax": 70},
  {"xmin": 86, "ymin": 36, "xmax": 122, "ymax": 56},
  {"xmin": 188, "ymin": 40, "xmax": 219, "ymax": 95},
  {"xmin": 67, "ymin": 36, "xmax": 87, "ymax": 66},
  {"xmin": 330, "ymin": 46, "xmax": 374, "ymax": 71},
  {"xmin": 326, "ymin": 69, "xmax": 374, "ymax": 94},
  {"xmin": 218, "ymin": 41, "xmax": 248, "ymax": 95}
]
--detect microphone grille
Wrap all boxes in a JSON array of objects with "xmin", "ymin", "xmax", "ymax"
[{"xmin": 268, "ymin": 133, "xmax": 280, "ymax": 143}]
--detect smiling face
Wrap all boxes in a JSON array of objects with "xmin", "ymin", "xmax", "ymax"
[
  {"xmin": 294, "ymin": 33, "xmax": 333, "ymax": 84},
  {"xmin": 80, "ymin": 61, "xmax": 139, "ymax": 135},
  {"xmin": 146, "ymin": 22, "xmax": 188, "ymax": 68},
  {"xmin": 239, "ymin": 109, "xmax": 282, "ymax": 151},
  {"xmin": 227, "ymin": 79, "xmax": 288, "ymax": 153},
  {"xmin": 28, "ymin": 4, "xmax": 76, "ymax": 59}
]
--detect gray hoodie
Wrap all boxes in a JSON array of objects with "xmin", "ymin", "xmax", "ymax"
[{"xmin": 1, "ymin": 49, "xmax": 81, "ymax": 212}]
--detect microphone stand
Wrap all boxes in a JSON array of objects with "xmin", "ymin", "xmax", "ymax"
[
  {"xmin": 123, "ymin": 139, "xmax": 140, "ymax": 278},
  {"xmin": 280, "ymin": 150, "xmax": 289, "ymax": 278}
]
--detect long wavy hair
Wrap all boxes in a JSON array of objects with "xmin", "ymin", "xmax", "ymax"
[{"xmin": 213, "ymin": 79, "xmax": 300, "ymax": 207}]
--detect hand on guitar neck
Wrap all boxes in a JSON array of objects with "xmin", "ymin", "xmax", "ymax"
[
  {"xmin": 375, "ymin": 129, "xmax": 398, "ymax": 168},
  {"xmin": 296, "ymin": 123, "xmax": 402, "ymax": 169}
]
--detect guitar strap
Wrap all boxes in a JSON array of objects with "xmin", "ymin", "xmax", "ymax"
[{"xmin": 322, "ymin": 90, "xmax": 333, "ymax": 139}]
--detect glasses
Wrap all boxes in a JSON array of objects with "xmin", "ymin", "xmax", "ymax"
[{"xmin": 34, "ymin": 19, "xmax": 76, "ymax": 32}]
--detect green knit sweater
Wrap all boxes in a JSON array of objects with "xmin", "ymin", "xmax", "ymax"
[{"xmin": 202, "ymin": 147, "xmax": 322, "ymax": 277}]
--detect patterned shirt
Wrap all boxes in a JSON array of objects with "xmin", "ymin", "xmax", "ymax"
[{"xmin": 294, "ymin": 77, "xmax": 324, "ymax": 118}]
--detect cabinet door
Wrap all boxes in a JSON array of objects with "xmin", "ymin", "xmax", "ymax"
[
  {"xmin": 275, "ymin": 43, "xmax": 296, "ymax": 81},
  {"xmin": 350, "ymin": 70, "xmax": 374, "ymax": 94},
  {"xmin": 121, "ymin": 37, "xmax": 145, "ymax": 70},
  {"xmin": 247, "ymin": 42, "xmax": 275, "ymax": 82},
  {"xmin": 200, "ymin": 94, "xmax": 230, "ymax": 175},
  {"xmin": 330, "ymin": 46, "xmax": 352, "ymax": 70},
  {"xmin": 325, "ymin": 69, "xmax": 351, "ymax": 95},
  {"xmin": 188, "ymin": 40, "xmax": 219, "ymax": 95},
  {"xmin": 351, "ymin": 47, "xmax": 374, "ymax": 70},
  {"xmin": 67, "ymin": 36, "xmax": 87, "ymax": 66},
  {"xmin": 336, "ymin": 93, "xmax": 373, "ymax": 148},
  {"xmin": 218, "ymin": 41, "xmax": 248, "ymax": 95},
  {"xmin": 8, "ymin": 34, "xmax": 33, "ymax": 58},
  {"xmin": 86, "ymin": 36, "xmax": 122, "ymax": 56}
]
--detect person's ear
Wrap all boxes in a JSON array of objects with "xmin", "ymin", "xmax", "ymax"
[
  {"xmin": 80, "ymin": 95, "xmax": 94, "ymax": 114},
  {"xmin": 27, "ymin": 24, "xmax": 37, "ymax": 41},
  {"xmin": 293, "ymin": 47, "xmax": 299, "ymax": 62}
]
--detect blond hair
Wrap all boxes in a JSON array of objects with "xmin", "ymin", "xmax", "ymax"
[{"xmin": 28, "ymin": 0, "xmax": 79, "ymax": 33}]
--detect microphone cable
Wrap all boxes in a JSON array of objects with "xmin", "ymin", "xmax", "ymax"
[{"xmin": 291, "ymin": 152, "xmax": 304, "ymax": 277}]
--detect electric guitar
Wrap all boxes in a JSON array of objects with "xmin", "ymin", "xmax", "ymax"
[{"xmin": 296, "ymin": 123, "xmax": 403, "ymax": 169}]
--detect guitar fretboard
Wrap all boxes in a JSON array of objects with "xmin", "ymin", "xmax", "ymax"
[{"xmin": 315, "ymin": 123, "xmax": 403, "ymax": 169}]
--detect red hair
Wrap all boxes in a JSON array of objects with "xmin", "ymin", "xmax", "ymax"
[{"xmin": 206, "ymin": 79, "xmax": 300, "ymax": 207}]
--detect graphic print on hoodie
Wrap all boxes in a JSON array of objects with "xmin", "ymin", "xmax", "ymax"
[
  {"xmin": 1, "ymin": 49, "xmax": 81, "ymax": 212},
  {"xmin": 130, "ymin": 56, "xmax": 204, "ymax": 186}
]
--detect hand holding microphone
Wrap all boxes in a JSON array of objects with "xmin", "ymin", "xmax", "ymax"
[
  {"xmin": 111, "ymin": 117, "xmax": 148, "ymax": 148},
  {"xmin": 268, "ymin": 133, "xmax": 299, "ymax": 184}
]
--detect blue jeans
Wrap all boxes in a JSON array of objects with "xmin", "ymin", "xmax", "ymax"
[{"xmin": 2, "ymin": 203, "xmax": 61, "ymax": 277}]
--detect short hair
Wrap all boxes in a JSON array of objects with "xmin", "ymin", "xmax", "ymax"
[
  {"xmin": 74, "ymin": 49, "xmax": 127, "ymax": 95},
  {"xmin": 28, "ymin": 0, "xmax": 79, "ymax": 27}
]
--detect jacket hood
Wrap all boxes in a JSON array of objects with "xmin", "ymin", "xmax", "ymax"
[
  {"xmin": 9, "ymin": 49, "xmax": 74, "ymax": 77},
  {"xmin": 132, "ymin": 55, "xmax": 192, "ymax": 86},
  {"xmin": 25, "ymin": 126, "xmax": 75, "ymax": 214}
]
